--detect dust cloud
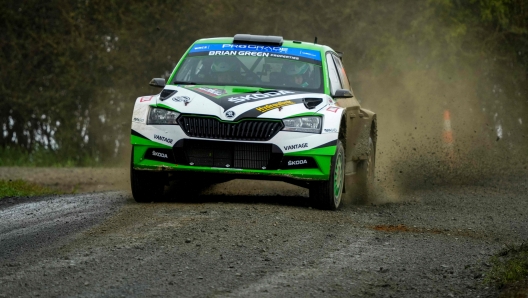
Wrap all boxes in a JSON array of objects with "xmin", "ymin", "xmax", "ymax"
[
  {"xmin": 358, "ymin": 50, "xmax": 528, "ymax": 202},
  {"xmin": 98, "ymin": 1, "xmax": 528, "ymax": 201}
]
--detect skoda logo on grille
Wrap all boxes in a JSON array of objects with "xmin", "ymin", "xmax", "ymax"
[{"xmin": 225, "ymin": 110, "xmax": 236, "ymax": 119}]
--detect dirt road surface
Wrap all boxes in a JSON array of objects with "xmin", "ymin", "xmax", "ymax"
[{"xmin": 1, "ymin": 166, "xmax": 527, "ymax": 297}]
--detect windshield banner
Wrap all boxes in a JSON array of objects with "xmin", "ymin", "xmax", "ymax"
[{"xmin": 189, "ymin": 44, "xmax": 322, "ymax": 62}]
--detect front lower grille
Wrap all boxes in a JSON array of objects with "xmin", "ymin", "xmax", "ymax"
[
  {"xmin": 175, "ymin": 139, "xmax": 282, "ymax": 170},
  {"xmin": 178, "ymin": 116, "xmax": 283, "ymax": 141}
]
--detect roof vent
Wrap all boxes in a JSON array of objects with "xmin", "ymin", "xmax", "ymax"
[{"xmin": 233, "ymin": 34, "xmax": 283, "ymax": 46}]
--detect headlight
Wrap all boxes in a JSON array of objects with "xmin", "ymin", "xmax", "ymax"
[
  {"xmin": 147, "ymin": 107, "xmax": 180, "ymax": 125},
  {"xmin": 282, "ymin": 116, "xmax": 322, "ymax": 133}
]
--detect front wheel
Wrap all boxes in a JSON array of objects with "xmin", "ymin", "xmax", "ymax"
[
  {"xmin": 309, "ymin": 140, "xmax": 345, "ymax": 210},
  {"xmin": 130, "ymin": 150, "xmax": 166, "ymax": 203}
]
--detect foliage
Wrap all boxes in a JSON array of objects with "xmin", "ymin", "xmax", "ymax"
[
  {"xmin": 1, "ymin": 0, "xmax": 527, "ymax": 165},
  {"xmin": 486, "ymin": 243, "xmax": 528, "ymax": 288},
  {"xmin": 0, "ymin": 179, "xmax": 61, "ymax": 199}
]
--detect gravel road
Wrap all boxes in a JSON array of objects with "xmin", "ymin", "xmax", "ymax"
[{"xmin": 1, "ymin": 174, "xmax": 527, "ymax": 297}]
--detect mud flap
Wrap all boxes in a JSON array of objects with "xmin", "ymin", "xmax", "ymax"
[{"xmin": 343, "ymin": 161, "xmax": 356, "ymax": 200}]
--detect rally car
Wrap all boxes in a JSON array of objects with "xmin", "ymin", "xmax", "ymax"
[{"xmin": 130, "ymin": 34, "xmax": 377, "ymax": 210}]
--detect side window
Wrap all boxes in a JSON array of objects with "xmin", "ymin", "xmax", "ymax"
[
  {"xmin": 326, "ymin": 53, "xmax": 342, "ymax": 94},
  {"xmin": 332, "ymin": 55, "xmax": 351, "ymax": 91}
]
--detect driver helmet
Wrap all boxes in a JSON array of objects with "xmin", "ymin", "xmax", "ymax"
[{"xmin": 284, "ymin": 62, "xmax": 309, "ymax": 76}]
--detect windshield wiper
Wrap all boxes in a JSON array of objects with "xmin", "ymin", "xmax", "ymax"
[
  {"xmin": 258, "ymin": 88, "xmax": 280, "ymax": 93},
  {"xmin": 172, "ymin": 81, "xmax": 196, "ymax": 85}
]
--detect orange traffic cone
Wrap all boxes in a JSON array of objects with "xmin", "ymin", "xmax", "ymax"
[{"xmin": 443, "ymin": 110, "xmax": 455, "ymax": 162}]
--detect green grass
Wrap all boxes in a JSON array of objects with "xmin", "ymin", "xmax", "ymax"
[
  {"xmin": 0, "ymin": 147, "xmax": 91, "ymax": 167},
  {"xmin": 0, "ymin": 179, "xmax": 61, "ymax": 199},
  {"xmin": 0, "ymin": 147, "xmax": 127, "ymax": 167},
  {"xmin": 486, "ymin": 243, "xmax": 528, "ymax": 289}
]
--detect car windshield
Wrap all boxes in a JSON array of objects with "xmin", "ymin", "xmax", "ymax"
[{"xmin": 173, "ymin": 44, "xmax": 324, "ymax": 93}]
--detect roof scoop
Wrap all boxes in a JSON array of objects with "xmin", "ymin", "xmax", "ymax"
[
  {"xmin": 233, "ymin": 34, "xmax": 283, "ymax": 46},
  {"xmin": 302, "ymin": 98, "xmax": 323, "ymax": 109}
]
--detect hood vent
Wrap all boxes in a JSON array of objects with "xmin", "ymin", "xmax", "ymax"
[
  {"xmin": 159, "ymin": 89, "xmax": 177, "ymax": 101},
  {"xmin": 302, "ymin": 98, "xmax": 323, "ymax": 109}
]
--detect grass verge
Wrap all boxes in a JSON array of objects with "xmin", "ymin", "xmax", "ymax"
[
  {"xmin": 486, "ymin": 243, "xmax": 528, "ymax": 297},
  {"xmin": 0, "ymin": 147, "xmax": 128, "ymax": 167},
  {"xmin": 0, "ymin": 179, "xmax": 62, "ymax": 199}
]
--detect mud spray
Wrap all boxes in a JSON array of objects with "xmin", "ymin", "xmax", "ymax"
[{"xmin": 358, "ymin": 48, "xmax": 528, "ymax": 204}]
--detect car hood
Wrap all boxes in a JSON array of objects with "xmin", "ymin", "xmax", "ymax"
[{"xmin": 155, "ymin": 85, "xmax": 329, "ymax": 121}]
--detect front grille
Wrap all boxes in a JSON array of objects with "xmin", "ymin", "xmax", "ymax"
[
  {"xmin": 178, "ymin": 140, "xmax": 280, "ymax": 170},
  {"xmin": 178, "ymin": 116, "xmax": 283, "ymax": 141}
]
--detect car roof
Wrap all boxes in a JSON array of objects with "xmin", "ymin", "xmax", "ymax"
[{"xmin": 193, "ymin": 37, "xmax": 336, "ymax": 54}]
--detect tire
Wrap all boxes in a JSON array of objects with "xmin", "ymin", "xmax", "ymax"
[
  {"xmin": 355, "ymin": 135, "xmax": 376, "ymax": 203},
  {"xmin": 309, "ymin": 140, "xmax": 345, "ymax": 210},
  {"xmin": 130, "ymin": 149, "xmax": 165, "ymax": 203}
]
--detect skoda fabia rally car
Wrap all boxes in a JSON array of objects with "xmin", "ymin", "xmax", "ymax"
[{"xmin": 130, "ymin": 34, "xmax": 377, "ymax": 210}]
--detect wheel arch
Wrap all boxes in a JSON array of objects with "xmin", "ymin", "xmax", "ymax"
[{"xmin": 341, "ymin": 107, "xmax": 376, "ymax": 161}]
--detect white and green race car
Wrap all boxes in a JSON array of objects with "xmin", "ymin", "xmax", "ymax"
[{"xmin": 130, "ymin": 34, "xmax": 377, "ymax": 210}]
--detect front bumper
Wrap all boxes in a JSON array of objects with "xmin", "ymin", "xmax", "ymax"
[{"xmin": 131, "ymin": 138, "xmax": 335, "ymax": 181}]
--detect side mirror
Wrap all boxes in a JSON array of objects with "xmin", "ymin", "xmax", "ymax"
[
  {"xmin": 332, "ymin": 89, "xmax": 353, "ymax": 98},
  {"xmin": 149, "ymin": 78, "xmax": 166, "ymax": 88},
  {"xmin": 332, "ymin": 89, "xmax": 354, "ymax": 98}
]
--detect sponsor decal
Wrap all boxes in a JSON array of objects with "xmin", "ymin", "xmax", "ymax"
[
  {"xmin": 195, "ymin": 87, "xmax": 226, "ymax": 97},
  {"xmin": 288, "ymin": 159, "xmax": 307, "ymax": 166},
  {"xmin": 255, "ymin": 100, "xmax": 295, "ymax": 113},
  {"xmin": 300, "ymin": 50, "xmax": 317, "ymax": 58},
  {"xmin": 324, "ymin": 128, "xmax": 338, "ymax": 133},
  {"xmin": 144, "ymin": 148, "xmax": 175, "ymax": 163},
  {"xmin": 172, "ymin": 96, "xmax": 192, "ymax": 103},
  {"xmin": 234, "ymin": 98, "xmax": 305, "ymax": 119},
  {"xmin": 225, "ymin": 110, "xmax": 236, "ymax": 119},
  {"xmin": 140, "ymin": 96, "xmax": 153, "ymax": 102},
  {"xmin": 190, "ymin": 44, "xmax": 321, "ymax": 61},
  {"xmin": 153, "ymin": 134, "xmax": 173, "ymax": 144},
  {"xmin": 172, "ymin": 96, "xmax": 192, "ymax": 105},
  {"xmin": 327, "ymin": 106, "xmax": 339, "ymax": 113},
  {"xmin": 209, "ymin": 51, "xmax": 270, "ymax": 57},
  {"xmin": 280, "ymin": 156, "xmax": 317, "ymax": 169},
  {"xmin": 221, "ymin": 44, "xmax": 288, "ymax": 53},
  {"xmin": 268, "ymin": 53, "xmax": 300, "ymax": 61},
  {"xmin": 228, "ymin": 90, "xmax": 295, "ymax": 104},
  {"xmin": 283, "ymin": 143, "xmax": 308, "ymax": 151},
  {"xmin": 133, "ymin": 117, "xmax": 145, "ymax": 123},
  {"xmin": 152, "ymin": 150, "xmax": 168, "ymax": 159},
  {"xmin": 207, "ymin": 51, "xmax": 308, "ymax": 62}
]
